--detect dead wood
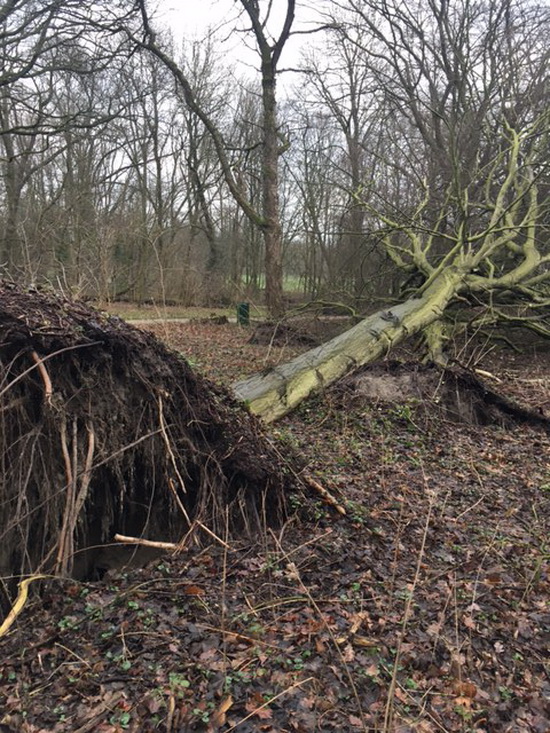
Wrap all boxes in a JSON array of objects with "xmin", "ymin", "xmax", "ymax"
[
  {"xmin": 303, "ymin": 475, "xmax": 347, "ymax": 515},
  {"xmin": 113, "ymin": 534, "xmax": 180, "ymax": 550}
]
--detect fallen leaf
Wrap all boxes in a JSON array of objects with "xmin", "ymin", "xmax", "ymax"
[
  {"xmin": 245, "ymin": 692, "xmax": 273, "ymax": 720},
  {"xmin": 342, "ymin": 643, "xmax": 355, "ymax": 662},
  {"xmin": 353, "ymin": 635, "xmax": 377, "ymax": 647},
  {"xmin": 208, "ymin": 695, "xmax": 233, "ymax": 729},
  {"xmin": 183, "ymin": 585, "xmax": 205, "ymax": 596},
  {"xmin": 453, "ymin": 681, "xmax": 477, "ymax": 699},
  {"xmin": 426, "ymin": 622, "xmax": 442, "ymax": 636}
]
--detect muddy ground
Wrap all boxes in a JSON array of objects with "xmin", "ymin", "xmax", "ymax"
[{"xmin": 0, "ymin": 318, "xmax": 548, "ymax": 732}]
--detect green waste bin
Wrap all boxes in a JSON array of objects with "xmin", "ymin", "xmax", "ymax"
[{"xmin": 237, "ymin": 302, "xmax": 250, "ymax": 326}]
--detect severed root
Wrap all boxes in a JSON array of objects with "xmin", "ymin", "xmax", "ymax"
[
  {"xmin": 303, "ymin": 475, "xmax": 346, "ymax": 515},
  {"xmin": 0, "ymin": 575, "xmax": 50, "ymax": 638},
  {"xmin": 114, "ymin": 534, "xmax": 179, "ymax": 550},
  {"xmin": 115, "ymin": 520, "xmax": 231, "ymax": 550},
  {"xmin": 474, "ymin": 368, "xmax": 502, "ymax": 383},
  {"xmin": 31, "ymin": 350, "xmax": 53, "ymax": 404}
]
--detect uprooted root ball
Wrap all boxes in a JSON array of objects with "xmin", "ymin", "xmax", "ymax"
[{"xmin": 0, "ymin": 283, "xmax": 292, "ymax": 589}]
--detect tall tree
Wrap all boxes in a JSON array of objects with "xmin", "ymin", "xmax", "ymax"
[
  {"xmin": 133, "ymin": 0, "xmax": 296, "ymax": 317},
  {"xmin": 303, "ymin": 37, "xmax": 377, "ymax": 296},
  {"xmin": 292, "ymin": 35, "xmax": 393, "ymax": 299}
]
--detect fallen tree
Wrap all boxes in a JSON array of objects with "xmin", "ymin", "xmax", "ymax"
[
  {"xmin": 233, "ymin": 0, "xmax": 550, "ymax": 422},
  {"xmin": 235, "ymin": 121, "xmax": 550, "ymax": 421}
]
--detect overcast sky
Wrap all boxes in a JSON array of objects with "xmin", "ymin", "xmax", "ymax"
[
  {"xmin": 153, "ymin": 1, "xmax": 317, "ymax": 78},
  {"xmin": 156, "ymin": 0, "xmax": 240, "ymax": 38}
]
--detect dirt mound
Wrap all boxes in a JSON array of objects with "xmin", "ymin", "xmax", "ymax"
[
  {"xmin": 339, "ymin": 360, "xmax": 550, "ymax": 429},
  {"xmin": 0, "ymin": 283, "xmax": 291, "ymax": 592}
]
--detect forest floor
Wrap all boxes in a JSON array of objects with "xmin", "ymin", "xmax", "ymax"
[{"xmin": 0, "ymin": 317, "xmax": 549, "ymax": 732}]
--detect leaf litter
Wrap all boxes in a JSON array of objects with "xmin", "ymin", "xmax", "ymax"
[{"xmin": 0, "ymin": 320, "xmax": 549, "ymax": 732}]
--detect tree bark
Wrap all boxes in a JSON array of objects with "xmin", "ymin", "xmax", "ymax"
[
  {"xmin": 240, "ymin": 0, "xmax": 294, "ymax": 317},
  {"xmin": 261, "ymin": 58, "xmax": 285, "ymax": 318}
]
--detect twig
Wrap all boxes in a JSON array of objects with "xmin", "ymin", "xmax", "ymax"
[
  {"xmin": 114, "ymin": 519, "xmax": 231, "ymax": 553},
  {"xmin": 383, "ymin": 475, "xmax": 435, "ymax": 731},
  {"xmin": 114, "ymin": 534, "xmax": 179, "ymax": 550},
  {"xmin": 71, "ymin": 693, "xmax": 125, "ymax": 733},
  {"xmin": 56, "ymin": 418, "xmax": 75, "ymax": 574},
  {"xmin": 89, "ymin": 429, "xmax": 161, "ymax": 470},
  {"xmin": 281, "ymin": 528, "xmax": 334, "ymax": 560},
  {"xmin": 452, "ymin": 495, "xmax": 484, "ymax": 522},
  {"xmin": 195, "ymin": 520, "xmax": 231, "ymax": 549},
  {"xmin": 158, "ymin": 396, "xmax": 191, "ymax": 524},
  {"xmin": 474, "ymin": 367, "xmax": 502, "ymax": 383},
  {"xmin": 53, "ymin": 642, "xmax": 93, "ymax": 669}
]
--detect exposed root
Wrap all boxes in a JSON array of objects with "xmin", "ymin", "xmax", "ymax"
[
  {"xmin": 0, "ymin": 575, "xmax": 51, "ymax": 638},
  {"xmin": 113, "ymin": 534, "xmax": 179, "ymax": 550},
  {"xmin": 0, "ymin": 283, "xmax": 293, "ymax": 593},
  {"xmin": 30, "ymin": 351, "xmax": 53, "ymax": 404},
  {"xmin": 339, "ymin": 360, "xmax": 550, "ymax": 431}
]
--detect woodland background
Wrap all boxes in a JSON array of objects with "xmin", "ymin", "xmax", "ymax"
[{"xmin": 1, "ymin": 0, "xmax": 548, "ymax": 317}]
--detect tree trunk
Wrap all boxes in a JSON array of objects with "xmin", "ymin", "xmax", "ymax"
[
  {"xmin": 260, "ymin": 50, "xmax": 285, "ymax": 318},
  {"xmin": 233, "ymin": 268, "xmax": 465, "ymax": 422}
]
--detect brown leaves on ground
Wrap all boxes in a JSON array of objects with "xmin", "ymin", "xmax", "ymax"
[
  {"xmin": 0, "ymin": 321, "xmax": 549, "ymax": 732},
  {"xmin": 141, "ymin": 320, "xmax": 304, "ymax": 384}
]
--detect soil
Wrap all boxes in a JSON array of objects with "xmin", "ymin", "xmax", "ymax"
[{"xmin": 0, "ymin": 317, "xmax": 549, "ymax": 732}]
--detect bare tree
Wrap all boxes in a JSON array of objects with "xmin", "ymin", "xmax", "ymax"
[
  {"xmin": 180, "ymin": 37, "xmax": 232, "ymax": 282},
  {"xmin": 289, "ymin": 34, "xmax": 398, "ymax": 301},
  {"xmin": 238, "ymin": 0, "xmax": 294, "ymax": 315},
  {"xmin": 0, "ymin": 0, "xmax": 136, "ymax": 127},
  {"xmin": 132, "ymin": 0, "xmax": 296, "ymax": 317},
  {"xmin": 302, "ymin": 37, "xmax": 379, "ymax": 297},
  {"xmin": 0, "ymin": 0, "xmax": 139, "ymax": 281},
  {"xmin": 284, "ymin": 105, "xmax": 347, "ymax": 295}
]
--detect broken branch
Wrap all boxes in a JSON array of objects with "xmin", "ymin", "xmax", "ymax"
[{"xmin": 303, "ymin": 475, "xmax": 347, "ymax": 515}]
